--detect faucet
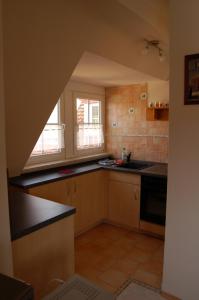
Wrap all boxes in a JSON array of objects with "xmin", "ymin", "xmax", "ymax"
[{"xmin": 126, "ymin": 152, "xmax": 132, "ymax": 162}]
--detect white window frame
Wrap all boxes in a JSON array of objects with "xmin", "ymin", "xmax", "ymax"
[
  {"xmin": 26, "ymin": 99, "xmax": 66, "ymax": 166},
  {"xmin": 73, "ymin": 92, "xmax": 105, "ymax": 157}
]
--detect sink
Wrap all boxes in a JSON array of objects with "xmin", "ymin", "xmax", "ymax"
[{"xmin": 119, "ymin": 161, "xmax": 154, "ymax": 170}]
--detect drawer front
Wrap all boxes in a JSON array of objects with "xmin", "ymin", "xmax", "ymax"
[{"xmin": 108, "ymin": 171, "xmax": 140, "ymax": 185}]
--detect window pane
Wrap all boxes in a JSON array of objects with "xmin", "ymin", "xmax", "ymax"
[
  {"xmin": 31, "ymin": 125, "xmax": 63, "ymax": 156},
  {"xmin": 76, "ymin": 98, "xmax": 89, "ymax": 124},
  {"xmin": 89, "ymin": 100, "xmax": 100, "ymax": 123},
  {"xmin": 47, "ymin": 103, "xmax": 59, "ymax": 124},
  {"xmin": 31, "ymin": 100, "xmax": 64, "ymax": 157},
  {"xmin": 77, "ymin": 124, "xmax": 104, "ymax": 149}
]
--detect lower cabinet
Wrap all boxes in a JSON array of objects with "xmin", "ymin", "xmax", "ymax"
[
  {"xmin": 28, "ymin": 170, "xmax": 107, "ymax": 235},
  {"xmin": 12, "ymin": 216, "xmax": 74, "ymax": 300},
  {"xmin": 107, "ymin": 171, "xmax": 140, "ymax": 229},
  {"xmin": 28, "ymin": 169, "xmax": 141, "ymax": 233}
]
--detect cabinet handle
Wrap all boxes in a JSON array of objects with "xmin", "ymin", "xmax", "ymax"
[
  {"xmin": 134, "ymin": 192, "xmax": 138, "ymax": 201},
  {"xmin": 66, "ymin": 186, "xmax": 70, "ymax": 197}
]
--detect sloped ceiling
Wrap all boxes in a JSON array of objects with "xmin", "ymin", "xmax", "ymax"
[
  {"xmin": 3, "ymin": 0, "xmax": 169, "ymax": 175},
  {"xmin": 72, "ymin": 52, "xmax": 162, "ymax": 86},
  {"xmin": 117, "ymin": 0, "xmax": 169, "ymax": 45}
]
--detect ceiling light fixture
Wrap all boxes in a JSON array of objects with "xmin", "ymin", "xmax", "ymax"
[{"xmin": 142, "ymin": 39, "xmax": 166, "ymax": 62}]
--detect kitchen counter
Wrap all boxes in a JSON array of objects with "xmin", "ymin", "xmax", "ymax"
[
  {"xmin": 0, "ymin": 273, "xmax": 34, "ymax": 300},
  {"xmin": 9, "ymin": 191, "xmax": 76, "ymax": 240},
  {"xmin": 9, "ymin": 160, "xmax": 167, "ymax": 189},
  {"xmin": 141, "ymin": 164, "xmax": 167, "ymax": 177},
  {"xmin": 107, "ymin": 162, "xmax": 167, "ymax": 178},
  {"xmin": 9, "ymin": 163, "xmax": 102, "ymax": 189}
]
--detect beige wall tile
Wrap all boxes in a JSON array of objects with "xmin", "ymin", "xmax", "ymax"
[{"xmin": 105, "ymin": 84, "xmax": 168, "ymax": 162}]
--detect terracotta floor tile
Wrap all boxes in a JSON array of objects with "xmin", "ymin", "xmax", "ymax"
[
  {"xmin": 125, "ymin": 230, "xmax": 150, "ymax": 242},
  {"xmin": 101, "ymin": 245, "xmax": 128, "ymax": 260},
  {"xmin": 92, "ymin": 236, "xmax": 114, "ymax": 249},
  {"xmin": 138, "ymin": 260, "xmax": 163, "ymax": 276},
  {"xmin": 90, "ymin": 277, "xmax": 116, "ymax": 293},
  {"xmin": 132, "ymin": 269, "xmax": 162, "ymax": 289},
  {"xmin": 151, "ymin": 246, "xmax": 165, "ymax": 264},
  {"xmin": 94, "ymin": 254, "xmax": 118, "ymax": 272},
  {"xmin": 75, "ymin": 224, "xmax": 164, "ymax": 291},
  {"xmin": 76, "ymin": 266, "xmax": 102, "ymax": 281},
  {"xmin": 113, "ymin": 236, "xmax": 137, "ymax": 252},
  {"xmin": 125, "ymin": 246, "xmax": 152, "ymax": 263},
  {"xmin": 111, "ymin": 257, "xmax": 139, "ymax": 276},
  {"xmin": 98, "ymin": 269, "xmax": 129, "ymax": 289},
  {"xmin": 135, "ymin": 236, "xmax": 163, "ymax": 253}
]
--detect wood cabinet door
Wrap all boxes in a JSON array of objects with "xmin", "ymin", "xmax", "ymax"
[
  {"xmin": 72, "ymin": 170, "xmax": 106, "ymax": 234},
  {"xmin": 28, "ymin": 179, "xmax": 69, "ymax": 204},
  {"xmin": 108, "ymin": 179, "xmax": 140, "ymax": 229},
  {"xmin": 28, "ymin": 171, "xmax": 106, "ymax": 235}
]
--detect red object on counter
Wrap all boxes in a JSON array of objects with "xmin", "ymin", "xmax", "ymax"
[
  {"xmin": 59, "ymin": 169, "xmax": 74, "ymax": 174},
  {"xmin": 115, "ymin": 159, "xmax": 124, "ymax": 165}
]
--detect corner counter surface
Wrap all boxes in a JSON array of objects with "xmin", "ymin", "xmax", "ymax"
[{"xmin": 9, "ymin": 191, "xmax": 76, "ymax": 241}]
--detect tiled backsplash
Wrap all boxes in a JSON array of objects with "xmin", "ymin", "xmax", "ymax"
[{"xmin": 105, "ymin": 84, "xmax": 169, "ymax": 163}]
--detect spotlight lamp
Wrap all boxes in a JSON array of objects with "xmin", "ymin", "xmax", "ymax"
[{"xmin": 142, "ymin": 39, "xmax": 166, "ymax": 62}]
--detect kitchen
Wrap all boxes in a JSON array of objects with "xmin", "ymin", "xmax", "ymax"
[
  {"xmin": 8, "ymin": 52, "xmax": 170, "ymax": 299},
  {"xmin": 2, "ymin": 1, "xmax": 199, "ymax": 299}
]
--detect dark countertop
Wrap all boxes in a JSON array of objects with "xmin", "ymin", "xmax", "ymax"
[
  {"xmin": 107, "ymin": 163, "xmax": 167, "ymax": 178},
  {"xmin": 141, "ymin": 164, "xmax": 167, "ymax": 177},
  {"xmin": 10, "ymin": 163, "xmax": 102, "ymax": 189},
  {"xmin": 0, "ymin": 273, "xmax": 34, "ymax": 300},
  {"xmin": 9, "ymin": 160, "xmax": 167, "ymax": 189},
  {"xmin": 9, "ymin": 191, "xmax": 76, "ymax": 241}
]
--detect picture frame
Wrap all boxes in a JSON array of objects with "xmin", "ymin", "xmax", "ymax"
[{"xmin": 184, "ymin": 53, "xmax": 199, "ymax": 105}]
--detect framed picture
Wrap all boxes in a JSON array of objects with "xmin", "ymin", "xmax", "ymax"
[{"xmin": 185, "ymin": 53, "xmax": 199, "ymax": 104}]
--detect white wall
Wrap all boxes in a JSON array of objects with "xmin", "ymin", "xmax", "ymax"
[
  {"xmin": 0, "ymin": 0, "xmax": 13, "ymax": 276},
  {"xmin": 162, "ymin": 1, "xmax": 199, "ymax": 299},
  {"xmin": 148, "ymin": 80, "xmax": 169, "ymax": 104}
]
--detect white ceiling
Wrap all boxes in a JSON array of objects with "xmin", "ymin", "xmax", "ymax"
[{"xmin": 71, "ymin": 52, "xmax": 162, "ymax": 87}]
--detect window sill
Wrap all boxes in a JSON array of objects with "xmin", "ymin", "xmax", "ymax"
[{"xmin": 23, "ymin": 153, "xmax": 111, "ymax": 174}]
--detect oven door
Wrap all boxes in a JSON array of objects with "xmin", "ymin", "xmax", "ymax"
[{"xmin": 140, "ymin": 176, "xmax": 167, "ymax": 225}]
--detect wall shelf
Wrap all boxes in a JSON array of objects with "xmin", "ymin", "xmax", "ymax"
[{"xmin": 146, "ymin": 107, "xmax": 169, "ymax": 121}]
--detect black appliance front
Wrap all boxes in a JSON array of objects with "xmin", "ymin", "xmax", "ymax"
[{"xmin": 140, "ymin": 175, "xmax": 167, "ymax": 225}]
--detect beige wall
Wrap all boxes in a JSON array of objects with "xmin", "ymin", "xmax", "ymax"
[
  {"xmin": 0, "ymin": 0, "xmax": 13, "ymax": 276},
  {"xmin": 162, "ymin": 1, "xmax": 199, "ymax": 299},
  {"xmin": 2, "ymin": 0, "xmax": 169, "ymax": 176},
  {"xmin": 106, "ymin": 83, "xmax": 169, "ymax": 162},
  {"xmin": 148, "ymin": 81, "xmax": 169, "ymax": 105}
]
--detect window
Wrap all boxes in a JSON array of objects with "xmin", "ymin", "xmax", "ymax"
[
  {"xmin": 28, "ymin": 101, "xmax": 65, "ymax": 164},
  {"xmin": 26, "ymin": 86, "xmax": 105, "ymax": 168},
  {"xmin": 75, "ymin": 96, "xmax": 104, "ymax": 154}
]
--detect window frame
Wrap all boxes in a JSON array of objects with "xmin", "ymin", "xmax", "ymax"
[
  {"xmin": 73, "ymin": 92, "xmax": 105, "ymax": 157},
  {"xmin": 26, "ymin": 99, "xmax": 66, "ymax": 166}
]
